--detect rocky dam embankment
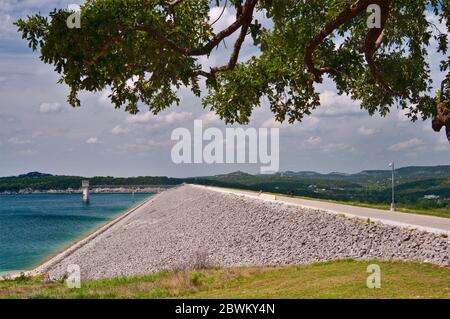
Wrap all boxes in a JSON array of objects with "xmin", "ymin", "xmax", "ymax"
[{"xmin": 43, "ymin": 185, "xmax": 449, "ymax": 280}]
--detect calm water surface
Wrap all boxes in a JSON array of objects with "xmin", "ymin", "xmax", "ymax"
[{"xmin": 0, "ymin": 193, "xmax": 152, "ymax": 273}]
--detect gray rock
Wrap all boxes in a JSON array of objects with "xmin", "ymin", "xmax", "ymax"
[{"xmin": 44, "ymin": 185, "xmax": 450, "ymax": 280}]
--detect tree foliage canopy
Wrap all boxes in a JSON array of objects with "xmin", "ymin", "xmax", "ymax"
[{"xmin": 15, "ymin": 0, "xmax": 450, "ymax": 142}]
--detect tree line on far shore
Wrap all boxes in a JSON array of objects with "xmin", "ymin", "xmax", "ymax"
[{"xmin": 1, "ymin": 169, "xmax": 449, "ymax": 211}]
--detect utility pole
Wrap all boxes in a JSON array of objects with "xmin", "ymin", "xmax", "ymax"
[{"xmin": 388, "ymin": 162, "xmax": 395, "ymax": 211}]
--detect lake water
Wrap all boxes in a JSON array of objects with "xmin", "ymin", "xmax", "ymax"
[{"xmin": 0, "ymin": 193, "xmax": 152, "ymax": 273}]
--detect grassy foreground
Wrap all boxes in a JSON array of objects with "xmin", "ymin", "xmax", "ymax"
[{"xmin": 1, "ymin": 260, "xmax": 449, "ymax": 299}]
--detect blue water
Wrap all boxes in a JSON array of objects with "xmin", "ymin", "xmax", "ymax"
[{"xmin": 0, "ymin": 193, "xmax": 152, "ymax": 273}]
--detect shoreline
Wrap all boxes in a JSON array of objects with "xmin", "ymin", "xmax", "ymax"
[
  {"xmin": 0, "ymin": 187, "xmax": 173, "ymax": 195},
  {"xmin": 0, "ymin": 193, "xmax": 158, "ymax": 280}
]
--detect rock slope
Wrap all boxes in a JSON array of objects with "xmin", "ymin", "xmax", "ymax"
[{"xmin": 45, "ymin": 185, "xmax": 449, "ymax": 279}]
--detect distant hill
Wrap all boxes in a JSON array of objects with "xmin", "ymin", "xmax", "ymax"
[
  {"xmin": 329, "ymin": 172, "xmax": 351, "ymax": 177},
  {"xmin": 185, "ymin": 165, "xmax": 450, "ymax": 207},
  {"xmin": 214, "ymin": 171, "xmax": 251, "ymax": 177},
  {"xmin": 0, "ymin": 172, "xmax": 53, "ymax": 180},
  {"xmin": 281, "ymin": 171, "xmax": 322, "ymax": 177},
  {"xmin": 357, "ymin": 170, "xmax": 390, "ymax": 176},
  {"xmin": 1, "ymin": 166, "xmax": 449, "ymax": 208},
  {"xmin": 0, "ymin": 173, "xmax": 183, "ymax": 192},
  {"xmin": 279, "ymin": 165, "xmax": 450, "ymax": 181},
  {"xmin": 3, "ymin": 166, "xmax": 449, "ymax": 181},
  {"xmin": 395, "ymin": 165, "xmax": 450, "ymax": 177}
]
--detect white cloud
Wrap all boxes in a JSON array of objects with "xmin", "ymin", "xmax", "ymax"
[
  {"xmin": 39, "ymin": 102, "xmax": 64, "ymax": 114},
  {"xmin": 17, "ymin": 149, "xmax": 34, "ymax": 156},
  {"xmin": 208, "ymin": 7, "xmax": 236, "ymax": 33},
  {"xmin": 388, "ymin": 138, "xmax": 425, "ymax": 151},
  {"xmin": 307, "ymin": 136, "xmax": 322, "ymax": 146},
  {"xmin": 299, "ymin": 116, "xmax": 321, "ymax": 132},
  {"xmin": 125, "ymin": 75, "xmax": 139, "ymax": 89},
  {"xmin": 294, "ymin": 135, "xmax": 324, "ymax": 151},
  {"xmin": 126, "ymin": 111, "xmax": 192, "ymax": 124},
  {"xmin": 357, "ymin": 126, "xmax": 375, "ymax": 136},
  {"xmin": 8, "ymin": 137, "xmax": 31, "ymax": 145},
  {"xmin": 434, "ymin": 133, "xmax": 450, "ymax": 151},
  {"xmin": 86, "ymin": 137, "xmax": 100, "ymax": 144},
  {"xmin": 321, "ymin": 143, "xmax": 356, "ymax": 153},
  {"xmin": 0, "ymin": 13, "xmax": 15, "ymax": 39},
  {"xmin": 98, "ymin": 89, "xmax": 113, "ymax": 107},
  {"xmin": 261, "ymin": 116, "xmax": 320, "ymax": 132},
  {"xmin": 197, "ymin": 111, "xmax": 220, "ymax": 125},
  {"xmin": 31, "ymin": 131, "xmax": 43, "ymax": 138},
  {"xmin": 111, "ymin": 125, "xmax": 130, "ymax": 135},
  {"xmin": 146, "ymin": 138, "xmax": 168, "ymax": 146},
  {"xmin": 164, "ymin": 111, "xmax": 193, "ymax": 124},
  {"xmin": 425, "ymin": 11, "xmax": 448, "ymax": 37},
  {"xmin": 261, "ymin": 118, "xmax": 286, "ymax": 128},
  {"xmin": 118, "ymin": 138, "xmax": 168, "ymax": 152},
  {"xmin": 397, "ymin": 108, "xmax": 411, "ymax": 122},
  {"xmin": 315, "ymin": 91, "xmax": 363, "ymax": 117},
  {"xmin": 126, "ymin": 111, "xmax": 154, "ymax": 123},
  {"xmin": 422, "ymin": 123, "xmax": 433, "ymax": 132}
]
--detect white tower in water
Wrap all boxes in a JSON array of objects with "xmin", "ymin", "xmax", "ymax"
[{"xmin": 82, "ymin": 179, "xmax": 90, "ymax": 203}]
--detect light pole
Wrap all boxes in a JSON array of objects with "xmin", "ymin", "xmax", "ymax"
[{"xmin": 388, "ymin": 162, "xmax": 395, "ymax": 211}]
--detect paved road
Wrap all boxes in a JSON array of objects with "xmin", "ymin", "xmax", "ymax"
[{"xmin": 193, "ymin": 185, "xmax": 450, "ymax": 236}]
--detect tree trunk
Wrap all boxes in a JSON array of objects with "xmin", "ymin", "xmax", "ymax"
[{"xmin": 432, "ymin": 102, "xmax": 450, "ymax": 143}]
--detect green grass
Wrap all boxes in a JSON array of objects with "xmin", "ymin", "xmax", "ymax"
[
  {"xmin": 220, "ymin": 187, "xmax": 450, "ymax": 219},
  {"xmin": 1, "ymin": 260, "xmax": 449, "ymax": 299}
]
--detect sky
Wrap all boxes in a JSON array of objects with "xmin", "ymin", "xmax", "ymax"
[{"xmin": 0, "ymin": 0, "xmax": 449, "ymax": 178}]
